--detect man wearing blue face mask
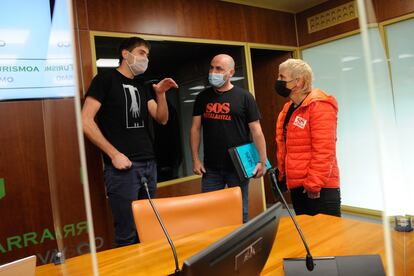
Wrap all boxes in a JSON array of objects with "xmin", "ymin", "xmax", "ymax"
[
  {"xmin": 190, "ymin": 54, "xmax": 267, "ymax": 223},
  {"xmin": 82, "ymin": 37, "xmax": 178, "ymax": 247}
]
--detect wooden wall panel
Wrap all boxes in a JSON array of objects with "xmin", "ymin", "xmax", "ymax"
[
  {"xmin": 247, "ymin": 178, "xmax": 265, "ymax": 219},
  {"xmin": 43, "ymin": 99, "xmax": 113, "ymax": 254},
  {"xmin": 157, "ymin": 178, "xmax": 202, "ymax": 198},
  {"xmin": 0, "ymin": 99, "xmax": 114, "ymax": 265},
  {"xmin": 250, "ymin": 49, "xmax": 292, "ymax": 204},
  {"xmin": 73, "ymin": 0, "xmax": 89, "ymax": 30},
  {"xmin": 83, "ymin": 139, "xmax": 115, "ymax": 249},
  {"xmin": 296, "ymin": 0, "xmax": 360, "ymax": 46},
  {"xmin": 82, "ymin": 0, "xmax": 296, "ymax": 45},
  {"xmin": 297, "ymin": 0, "xmax": 414, "ymax": 47},
  {"xmin": 372, "ymin": 0, "xmax": 414, "ymax": 22},
  {"xmin": 243, "ymin": 7, "xmax": 296, "ymax": 46},
  {"xmin": 0, "ymin": 101, "xmax": 55, "ymax": 265},
  {"xmin": 90, "ymin": 0, "xmax": 182, "ymax": 37},
  {"xmin": 42, "ymin": 100, "xmax": 89, "ymax": 258},
  {"xmin": 78, "ymin": 30, "xmax": 94, "ymax": 95}
]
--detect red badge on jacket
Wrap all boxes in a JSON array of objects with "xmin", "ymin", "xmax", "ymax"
[{"xmin": 293, "ymin": 116, "xmax": 307, "ymax": 129}]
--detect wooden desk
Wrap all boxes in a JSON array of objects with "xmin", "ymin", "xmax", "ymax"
[{"xmin": 36, "ymin": 215, "xmax": 387, "ymax": 276}]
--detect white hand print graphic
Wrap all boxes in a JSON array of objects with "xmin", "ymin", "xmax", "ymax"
[
  {"xmin": 123, "ymin": 84, "xmax": 144, "ymax": 128},
  {"xmin": 129, "ymin": 88, "xmax": 140, "ymax": 118}
]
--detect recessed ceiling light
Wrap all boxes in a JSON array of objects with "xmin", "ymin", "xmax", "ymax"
[
  {"xmin": 341, "ymin": 56, "xmax": 360, "ymax": 63},
  {"xmin": 398, "ymin": 53, "xmax": 413, "ymax": 59},
  {"xmin": 230, "ymin": 76, "xmax": 244, "ymax": 81},
  {"xmin": 184, "ymin": 99, "xmax": 195, "ymax": 103},
  {"xmin": 189, "ymin": 85, "xmax": 205, "ymax": 90},
  {"xmin": 96, "ymin": 58, "xmax": 119, "ymax": 67}
]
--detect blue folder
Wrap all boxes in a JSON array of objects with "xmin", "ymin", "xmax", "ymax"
[{"xmin": 228, "ymin": 143, "xmax": 271, "ymax": 180}]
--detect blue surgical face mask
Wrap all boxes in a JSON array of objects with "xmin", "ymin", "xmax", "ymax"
[{"xmin": 208, "ymin": 73, "xmax": 226, "ymax": 88}]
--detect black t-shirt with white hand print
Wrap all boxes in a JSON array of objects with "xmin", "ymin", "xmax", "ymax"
[{"xmin": 86, "ymin": 69, "xmax": 155, "ymax": 164}]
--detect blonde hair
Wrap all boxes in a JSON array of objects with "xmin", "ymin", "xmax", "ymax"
[{"xmin": 279, "ymin": 59, "xmax": 313, "ymax": 93}]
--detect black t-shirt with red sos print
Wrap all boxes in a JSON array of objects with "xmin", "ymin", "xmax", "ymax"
[{"xmin": 193, "ymin": 86, "xmax": 261, "ymax": 169}]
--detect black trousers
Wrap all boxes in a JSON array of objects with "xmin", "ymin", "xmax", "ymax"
[{"xmin": 290, "ymin": 187, "xmax": 341, "ymax": 217}]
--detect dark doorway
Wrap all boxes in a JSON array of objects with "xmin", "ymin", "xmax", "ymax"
[
  {"xmin": 94, "ymin": 36, "xmax": 248, "ymax": 181},
  {"xmin": 250, "ymin": 48, "xmax": 292, "ymax": 205}
]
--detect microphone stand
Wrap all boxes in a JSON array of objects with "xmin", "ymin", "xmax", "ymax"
[
  {"xmin": 268, "ymin": 168, "xmax": 315, "ymax": 271},
  {"xmin": 142, "ymin": 177, "xmax": 181, "ymax": 276}
]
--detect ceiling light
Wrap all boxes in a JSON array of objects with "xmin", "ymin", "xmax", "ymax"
[
  {"xmin": 184, "ymin": 99, "xmax": 195, "ymax": 103},
  {"xmin": 96, "ymin": 58, "xmax": 119, "ymax": 68},
  {"xmin": 398, "ymin": 54, "xmax": 413, "ymax": 59},
  {"xmin": 230, "ymin": 76, "xmax": 244, "ymax": 81},
  {"xmin": 190, "ymin": 92, "xmax": 200, "ymax": 96},
  {"xmin": 341, "ymin": 67, "xmax": 353, "ymax": 71},
  {"xmin": 341, "ymin": 56, "xmax": 360, "ymax": 63},
  {"xmin": 189, "ymin": 85, "xmax": 205, "ymax": 90}
]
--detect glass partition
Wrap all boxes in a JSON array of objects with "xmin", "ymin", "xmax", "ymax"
[
  {"xmin": 302, "ymin": 1, "xmax": 414, "ymax": 275},
  {"xmin": 3, "ymin": 1, "xmax": 412, "ymax": 275},
  {"xmin": 357, "ymin": 1, "xmax": 413, "ymax": 275},
  {"xmin": 0, "ymin": 0, "xmax": 97, "ymax": 274},
  {"xmin": 302, "ymin": 29, "xmax": 392, "ymax": 212}
]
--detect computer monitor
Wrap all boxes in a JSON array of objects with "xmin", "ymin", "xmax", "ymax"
[
  {"xmin": 0, "ymin": 255, "xmax": 36, "ymax": 276},
  {"xmin": 180, "ymin": 202, "xmax": 282, "ymax": 276}
]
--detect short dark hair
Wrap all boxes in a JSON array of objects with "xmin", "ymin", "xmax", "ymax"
[{"xmin": 118, "ymin": 37, "xmax": 151, "ymax": 64}]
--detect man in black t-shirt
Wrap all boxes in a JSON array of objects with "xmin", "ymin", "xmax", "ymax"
[
  {"xmin": 82, "ymin": 37, "xmax": 178, "ymax": 246},
  {"xmin": 190, "ymin": 54, "xmax": 267, "ymax": 222}
]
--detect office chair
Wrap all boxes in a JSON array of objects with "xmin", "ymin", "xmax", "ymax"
[{"xmin": 132, "ymin": 187, "xmax": 243, "ymax": 243}]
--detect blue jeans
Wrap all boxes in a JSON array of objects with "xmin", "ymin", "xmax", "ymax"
[
  {"xmin": 104, "ymin": 160, "xmax": 157, "ymax": 246},
  {"xmin": 201, "ymin": 167, "xmax": 249, "ymax": 223}
]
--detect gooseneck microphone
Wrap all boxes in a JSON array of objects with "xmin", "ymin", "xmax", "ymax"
[
  {"xmin": 141, "ymin": 176, "xmax": 181, "ymax": 275},
  {"xmin": 268, "ymin": 168, "xmax": 315, "ymax": 271}
]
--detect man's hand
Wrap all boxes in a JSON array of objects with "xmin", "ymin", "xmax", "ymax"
[
  {"xmin": 152, "ymin": 78, "xmax": 178, "ymax": 95},
  {"xmin": 112, "ymin": 152, "xmax": 132, "ymax": 170},
  {"xmin": 192, "ymin": 159, "xmax": 206, "ymax": 175},
  {"xmin": 252, "ymin": 162, "xmax": 267, "ymax": 178},
  {"xmin": 303, "ymin": 189, "xmax": 320, "ymax": 199}
]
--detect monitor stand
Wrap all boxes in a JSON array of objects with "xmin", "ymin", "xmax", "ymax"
[{"xmin": 284, "ymin": 254, "xmax": 385, "ymax": 276}]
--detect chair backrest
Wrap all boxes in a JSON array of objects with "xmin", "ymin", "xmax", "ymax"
[
  {"xmin": 132, "ymin": 187, "xmax": 243, "ymax": 243},
  {"xmin": 0, "ymin": 255, "xmax": 36, "ymax": 276}
]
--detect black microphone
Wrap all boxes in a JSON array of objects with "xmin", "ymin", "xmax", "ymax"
[
  {"xmin": 141, "ymin": 176, "xmax": 181, "ymax": 275},
  {"xmin": 268, "ymin": 168, "xmax": 315, "ymax": 271}
]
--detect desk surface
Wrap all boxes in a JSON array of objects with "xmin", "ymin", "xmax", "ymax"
[{"xmin": 36, "ymin": 214, "xmax": 387, "ymax": 276}]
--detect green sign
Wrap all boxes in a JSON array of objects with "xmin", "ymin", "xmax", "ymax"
[{"xmin": 0, "ymin": 178, "xmax": 5, "ymax": 200}]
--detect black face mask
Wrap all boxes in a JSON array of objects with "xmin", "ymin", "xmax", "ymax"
[{"xmin": 274, "ymin": 80, "xmax": 292, "ymax": 98}]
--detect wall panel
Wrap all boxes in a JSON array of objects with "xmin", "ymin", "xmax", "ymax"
[
  {"xmin": 0, "ymin": 101, "xmax": 55, "ymax": 265},
  {"xmin": 82, "ymin": 0, "xmax": 295, "ymax": 45},
  {"xmin": 244, "ymin": 8, "xmax": 296, "ymax": 45},
  {"xmin": 297, "ymin": 0, "xmax": 414, "ymax": 47},
  {"xmin": 296, "ymin": 0, "xmax": 360, "ymax": 46},
  {"xmin": 250, "ymin": 49, "xmax": 293, "ymax": 204},
  {"xmin": 373, "ymin": 0, "xmax": 414, "ymax": 22}
]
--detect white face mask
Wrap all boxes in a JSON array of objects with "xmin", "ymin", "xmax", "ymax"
[
  {"xmin": 126, "ymin": 51, "xmax": 148, "ymax": 76},
  {"xmin": 208, "ymin": 73, "xmax": 227, "ymax": 88}
]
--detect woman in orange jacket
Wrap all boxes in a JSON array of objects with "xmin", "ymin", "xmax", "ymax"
[{"xmin": 275, "ymin": 59, "xmax": 341, "ymax": 217}]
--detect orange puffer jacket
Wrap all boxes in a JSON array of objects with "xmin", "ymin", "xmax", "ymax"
[{"xmin": 275, "ymin": 88, "xmax": 340, "ymax": 193}]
